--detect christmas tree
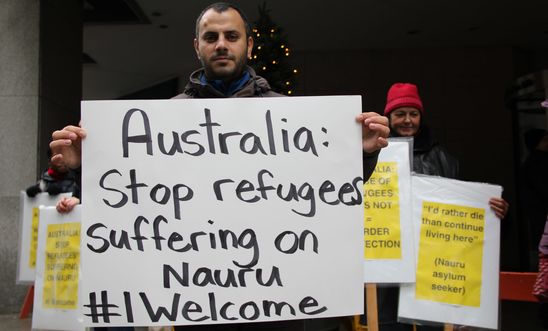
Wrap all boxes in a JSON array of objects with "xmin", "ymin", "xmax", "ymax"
[{"xmin": 249, "ymin": 3, "xmax": 298, "ymax": 95}]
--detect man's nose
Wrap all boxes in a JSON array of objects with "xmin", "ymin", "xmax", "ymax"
[{"xmin": 215, "ymin": 36, "xmax": 228, "ymax": 51}]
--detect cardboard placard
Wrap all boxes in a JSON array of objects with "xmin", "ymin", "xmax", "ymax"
[
  {"xmin": 32, "ymin": 206, "xmax": 84, "ymax": 331},
  {"xmin": 81, "ymin": 96, "xmax": 365, "ymax": 326},
  {"xmin": 17, "ymin": 191, "xmax": 72, "ymax": 283},
  {"xmin": 363, "ymin": 138, "xmax": 415, "ymax": 283},
  {"xmin": 398, "ymin": 175, "xmax": 501, "ymax": 329}
]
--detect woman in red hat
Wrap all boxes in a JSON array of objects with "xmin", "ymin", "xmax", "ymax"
[{"xmin": 384, "ymin": 82, "xmax": 508, "ymax": 218}]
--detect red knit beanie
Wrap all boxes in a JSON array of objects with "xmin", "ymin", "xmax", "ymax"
[{"xmin": 384, "ymin": 83, "xmax": 424, "ymax": 115}]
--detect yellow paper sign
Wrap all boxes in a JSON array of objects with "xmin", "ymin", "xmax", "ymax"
[
  {"xmin": 42, "ymin": 222, "xmax": 81, "ymax": 309},
  {"xmin": 416, "ymin": 201, "xmax": 485, "ymax": 307},
  {"xmin": 363, "ymin": 162, "xmax": 401, "ymax": 259},
  {"xmin": 29, "ymin": 207, "xmax": 39, "ymax": 268}
]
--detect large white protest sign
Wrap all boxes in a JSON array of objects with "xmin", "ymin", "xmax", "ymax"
[
  {"xmin": 81, "ymin": 96, "xmax": 364, "ymax": 327},
  {"xmin": 17, "ymin": 191, "xmax": 72, "ymax": 283},
  {"xmin": 398, "ymin": 175, "xmax": 501, "ymax": 329},
  {"xmin": 33, "ymin": 206, "xmax": 84, "ymax": 331},
  {"xmin": 363, "ymin": 138, "xmax": 415, "ymax": 283}
]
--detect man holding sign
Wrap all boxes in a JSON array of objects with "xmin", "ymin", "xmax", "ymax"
[{"xmin": 50, "ymin": 3, "xmax": 389, "ymax": 331}]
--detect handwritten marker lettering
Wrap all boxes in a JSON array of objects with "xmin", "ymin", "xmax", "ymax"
[{"xmin": 84, "ymin": 291, "xmax": 121, "ymax": 323}]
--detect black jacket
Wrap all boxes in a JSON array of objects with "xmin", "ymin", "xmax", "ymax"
[
  {"xmin": 26, "ymin": 168, "xmax": 80, "ymax": 198},
  {"xmin": 397, "ymin": 126, "xmax": 459, "ymax": 179},
  {"xmin": 173, "ymin": 66, "xmax": 282, "ymax": 99}
]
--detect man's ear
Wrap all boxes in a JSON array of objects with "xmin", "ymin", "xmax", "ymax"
[
  {"xmin": 247, "ymin": 36, "xmax": 254, "ymax": 58},
  {"xmin": 194, "ymin": 38, "xmax": 200, "ymax": 59}
]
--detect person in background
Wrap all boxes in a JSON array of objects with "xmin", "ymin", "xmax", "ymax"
[
  {"xmin": 384, "ymin": 82, "xmax": 509, "ymax": 218},
  {"xmin": 522, "ymin": 103, "xmax": 548, "ymax": 327},
  {"xmin": 362, "ymin": 83, "xmax": 509, "ymax": 331},
  {"xmin": 520, "ymin": 128, "xmax": 548, "ymax": 257},
  {"xmin": 25, "ymin": 147, "xmax": 80, "ymax": 199}
]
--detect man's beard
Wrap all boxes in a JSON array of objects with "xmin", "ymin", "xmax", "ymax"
[{"xmin": 202, "ymin": 49, "xmax": 247, "ymax": 82}]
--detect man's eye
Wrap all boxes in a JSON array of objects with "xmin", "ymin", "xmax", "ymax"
[
  {"xmin": 203, "ymin": 34, "xmax": 217, "ymax": 42},
  {"xmin": 226, "ymin": 33, "xmax": 239, "ymax": 41}
]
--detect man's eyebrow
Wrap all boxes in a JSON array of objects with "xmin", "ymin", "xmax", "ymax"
[{"xmin": 201, "ymin": 30, "xmax": 218, "ymax": 37}]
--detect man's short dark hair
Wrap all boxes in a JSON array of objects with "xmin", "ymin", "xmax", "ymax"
[{"xmin": 195, "ymin": 2, "xmax": 251, "ymax": 38}]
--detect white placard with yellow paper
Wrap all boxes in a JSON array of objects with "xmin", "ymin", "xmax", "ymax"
[
  {"xmin": 398, "ymin": 175, "xmax": 501, "ymax": 329},
  {"xmin": 32, "ymin": 206, "xmax": 84, "ymax": 331},
  {"xmin": 363, "ymin": 138, "xmax": 415, "ymax": 283},
  {"xmin": 17, "ymin": 191, "xmax": 72, "ymax": 284}
]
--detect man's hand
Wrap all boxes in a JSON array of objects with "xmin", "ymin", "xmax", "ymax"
[
  {"xmin": 50, "ymin": 125, "xmax": 86, "ymax": 169},
  {"xmin": 356, "ymin": 112, "xmax": 390, "ymax": 153},
  {"xmin": 489, "ymin": 197, "xmax": 509, "ymax": 219}
]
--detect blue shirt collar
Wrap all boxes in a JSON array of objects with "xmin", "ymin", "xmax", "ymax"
[{"xmin": 200, "ymin": 71, "xmax": 251, "ymax": 97}]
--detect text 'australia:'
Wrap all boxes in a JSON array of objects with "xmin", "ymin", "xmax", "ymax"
[{"xmin": 121, "ymin": 108, "xmax": 330, "ymax": 158}]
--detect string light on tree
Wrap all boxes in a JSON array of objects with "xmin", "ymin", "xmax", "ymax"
[{"xmin": 249, "ymin": 3, "xmax": 298, "ymax": 95}]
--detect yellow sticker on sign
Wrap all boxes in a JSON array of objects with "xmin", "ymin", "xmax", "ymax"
[
  {"xmin": 29, "ymin": 207, "xmax": 39, "ymax": 268},
  {"xmin": 42, "ymin": 222, "xmax": 80, "ymax": 309},
  {"xmin": 416, "ymin": 201, "xmax": 485, "ymax": 307},
  {"xmin": 363, "ymin": 162, "xmax": 401, "ymax": 259}
]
